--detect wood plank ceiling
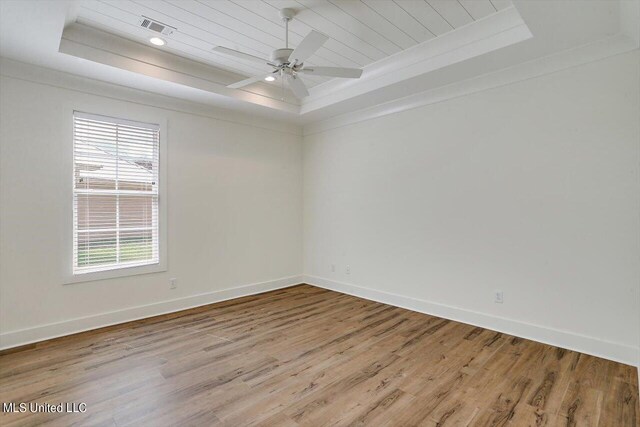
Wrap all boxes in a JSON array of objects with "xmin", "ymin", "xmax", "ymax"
[{"xmin": 77, "ymin": 0, "xmax": 513, "ymax": 89}]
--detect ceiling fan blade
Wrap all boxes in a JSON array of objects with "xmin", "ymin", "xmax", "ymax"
[
  {"xmin": 299, "ymin": 67, "xmax": 363, "ymax": 78},
  {"xmin": 288, "ymin": 30, "xmax": 328, "ymax": 65},
  {"xmin": 228, "ymin": 74, "xmax": 273, "ymax": 89},
  {"xmin": 286, "ymin": 75, "xmax": 309, "ymax": 98},
  {"xmin": 213, "ymin": 46, "xmax": 268, "ymax": 66}
]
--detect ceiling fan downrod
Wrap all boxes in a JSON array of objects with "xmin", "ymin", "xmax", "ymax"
[{"xmin": 280, "ymin": 8, "xmax": 295, "ymax": 49}]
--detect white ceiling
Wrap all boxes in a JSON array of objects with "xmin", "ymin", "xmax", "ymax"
[
  {"xmin": 0, "ymin": 0, "xmax": 638, "ymax": 124},
  {"xmin": 75, "ymin": 0, "xmax": 512, "ymax": 89}
]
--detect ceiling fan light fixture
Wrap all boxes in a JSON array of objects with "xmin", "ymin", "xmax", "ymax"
[
  {"xmin": 264, "ymin": 75, "xmax": 276, "ymax": 82},
  {"xmin": 149, "ymin": 37, "xmax": 166, "ymax": 46}
]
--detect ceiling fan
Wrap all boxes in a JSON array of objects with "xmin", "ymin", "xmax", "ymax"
[{"xmin": 212, "ymin": 8, "xmax": 363, "ymax": 98}]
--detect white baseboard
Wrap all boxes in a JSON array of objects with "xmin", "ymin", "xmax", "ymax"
[
  {"xmin": 304, "ymin": 275, "xmax": 639, "ymax": 366},
  {"xmin": 0, "ymin": 275, "xmax": 303, "ymax": 351},
  {"xmin": 3, "ymin": 274, "xmax": 637, "ymax": 367}
]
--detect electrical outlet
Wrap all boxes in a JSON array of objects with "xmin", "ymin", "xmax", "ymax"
[
  {"xmin": 331, "ymin": 264, "xmax": 335, "ymax": 273},
  {"xmin": 346, "ymin": 265, "xmax": 351, "ymax": 275},
  {"xmin": 170, "ymin": 278, "xmax": 177, "ymax": 289},
  {"xmin": 494, "ymin": 290, "xmax": 503, "ymax": 304}
]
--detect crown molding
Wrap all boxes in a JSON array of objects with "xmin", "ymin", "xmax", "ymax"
[
  {"xmin": 303, "ymin": 33, "xmax": 639, "ymax": 136},
  {"xmin": 3, "ymin": 30, "xmax": 636, "ymax": 140},
  {"xmin": 0, "ymin": 57, "xmax": 303, "ymax": 136}
]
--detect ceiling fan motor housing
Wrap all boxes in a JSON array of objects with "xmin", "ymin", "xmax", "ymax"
[{"xmin": 271, "ymin": 48, "xmax": 294, "ymax": 66}]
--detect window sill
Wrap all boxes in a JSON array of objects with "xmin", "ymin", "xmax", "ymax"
[{"xmin": 63, "ymin": 261, "xmax": 166, "ymax": 285}]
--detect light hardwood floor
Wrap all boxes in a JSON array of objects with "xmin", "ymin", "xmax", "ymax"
[{"xmin": 0, "ymin": 284, "xmax": 638, "ymax": 426}]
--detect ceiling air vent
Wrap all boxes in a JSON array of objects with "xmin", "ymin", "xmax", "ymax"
[{"xmin": 139, "ymin": 16, "xmax": 175, "ymax": 36}]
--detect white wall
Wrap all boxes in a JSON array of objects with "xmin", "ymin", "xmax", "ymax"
[
  {"xmin": 1, "ymin": 50, "xmax": 638, "ymax": 367},
  {"xmin": 0, "ymin": 67, "xmax": 303, "ymax": 348},
  {"xmin": 303, "ymin": 51, "xmax": 640, "ymax": 364}
]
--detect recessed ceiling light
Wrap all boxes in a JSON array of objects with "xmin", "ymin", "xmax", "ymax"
[
  {"xmin": 149, "ymin": 37, "xmax": 166, "ymax": 46},
  {"xmin": 264, "ymin": 75, "xmax": 276, "ymax": 82}
]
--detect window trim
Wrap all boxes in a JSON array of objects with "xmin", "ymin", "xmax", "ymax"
[{"xmin": 63, "ymin": 109, "xmax": 167, "ymax": 285}]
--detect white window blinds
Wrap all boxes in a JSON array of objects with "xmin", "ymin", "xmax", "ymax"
[{"xmin": 73, "ymin": 112, "xmax": 160, "ymax": 274}]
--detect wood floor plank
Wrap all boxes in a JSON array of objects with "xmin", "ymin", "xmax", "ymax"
[{"xmin": 0, "ymin": 284, "xmax": 637, "ymax": 426}]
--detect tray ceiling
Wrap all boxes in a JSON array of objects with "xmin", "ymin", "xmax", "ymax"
[
  {"xmin": 1, "ymin": 0, "xmax": 635, "ymax": 124},
  {"xmin": 77, "ymin": 0, "xmax": 513, "ymax": 90}
]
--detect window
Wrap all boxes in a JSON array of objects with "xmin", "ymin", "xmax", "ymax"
[{"xmin": 73, "ymin": 112, "xmax": 160, "ymax": 275}]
